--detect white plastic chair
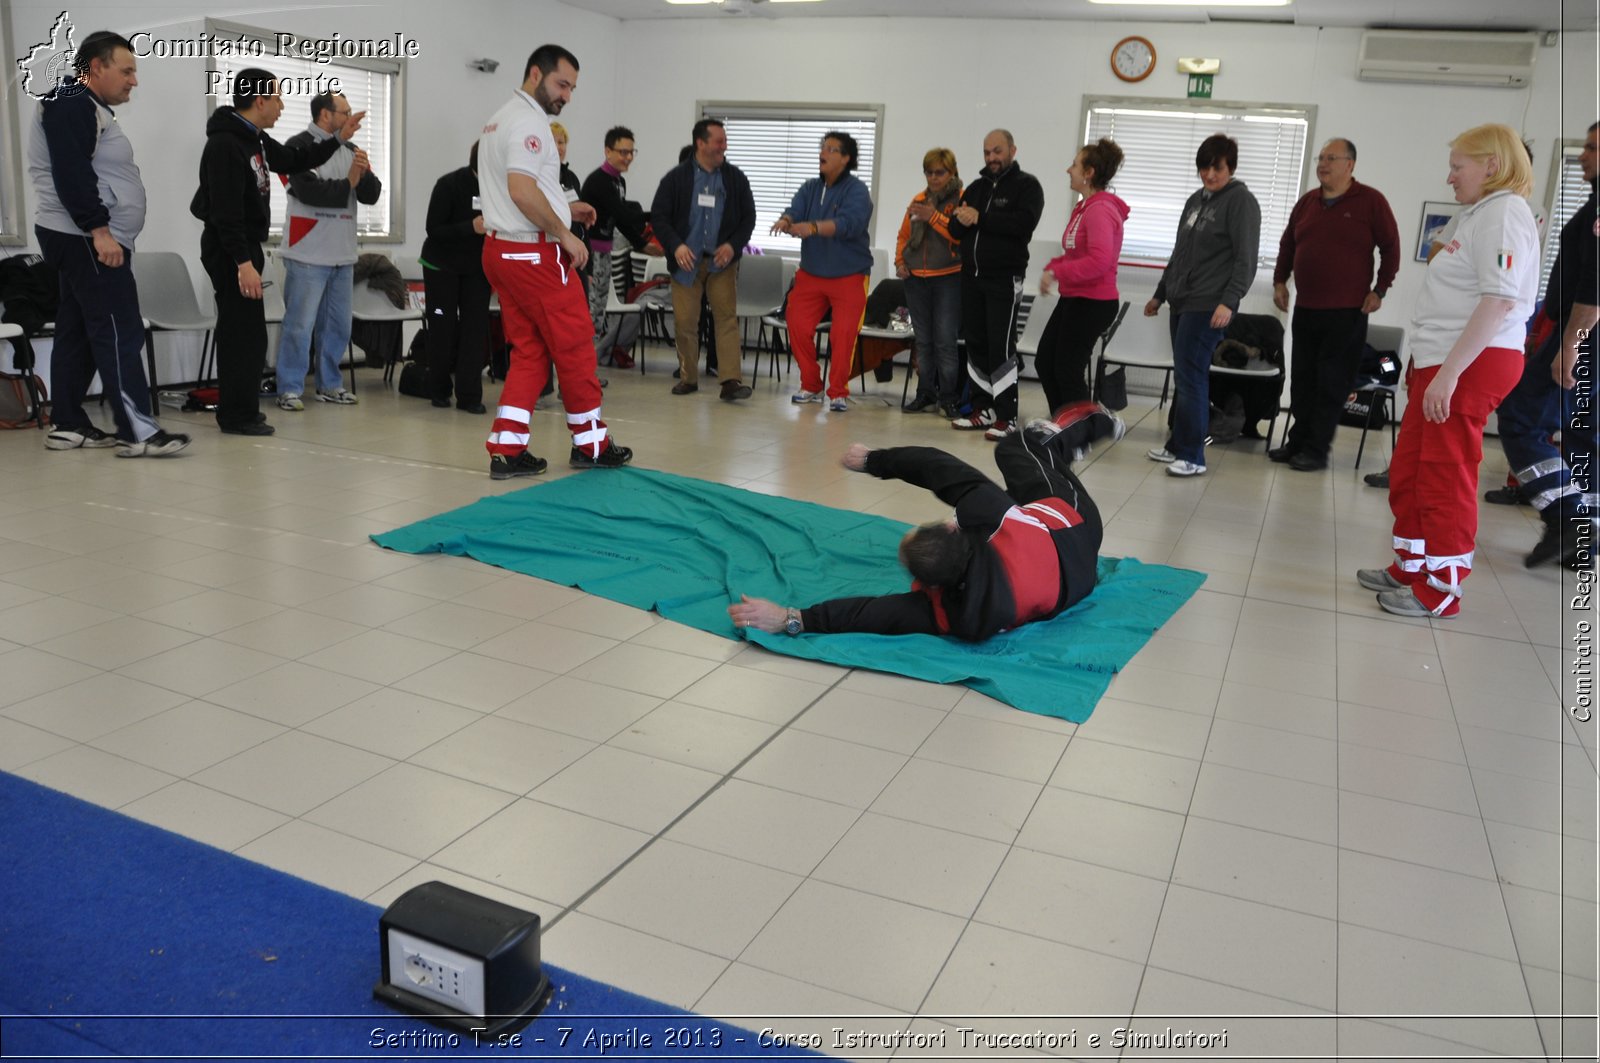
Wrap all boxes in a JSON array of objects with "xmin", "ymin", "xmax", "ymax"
[
  {"xmin": 133, "ymin": 252, "xmax": 215, "ymax": 407},
  {"xmin": 348, "ymin": 261, "xmax": 424, "ymax": 392}
]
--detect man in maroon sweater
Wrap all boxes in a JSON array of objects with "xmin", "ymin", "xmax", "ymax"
[
  {"xmin": 1269, "ymin": 138, "xmax": 1401, "ymax": 471},
  {"xmin": 728, "ymin": 403, "xmax": 1119, "ymax": 641}
]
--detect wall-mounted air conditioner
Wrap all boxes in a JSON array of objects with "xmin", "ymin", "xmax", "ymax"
[{"xmin": 1357, "ymin": 30, "xmax": 1539, "ymax": 88}]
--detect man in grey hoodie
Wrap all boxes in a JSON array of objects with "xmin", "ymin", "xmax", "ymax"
[
  {"xmin": 28, "ymin": 30, "xmax": 188, "ymax": 457},
  {"xmin": 1143, "ymin": 133, "xmax": 1261, "ymax": 477},
  {"xmin": 274, "ymin": 92, "xmax": 382, "ymax": 410}
]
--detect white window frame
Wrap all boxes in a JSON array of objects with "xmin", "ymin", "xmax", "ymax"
[
  {"xmin": 1080, "ymin": 96, "xmax": 1315, "ymax": 270},
  {"xmin": 697, "ymin": 100, "xmax": 883, "ymax": 256},
  {"xmin": 1538, "ymin": 138, "xmax": 1590, "ymax": 306},
  {"xmin": 0, "ymin": 2, "xmax": 27, "ymax": 245},
  {"xmin": 203, "ymin": 18, "xmax": 406, "ymax": 243}
]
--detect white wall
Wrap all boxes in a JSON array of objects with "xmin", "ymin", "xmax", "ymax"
[
  {"xmin": 4, "ymin": 0, "xmax": 624, "ymax": 381},
  {"xmin": 4, "ymin": 3, "xmax": 1596, "ymax": 381},
  {"xmin": 614, "ymin": 16, "xmax": 1597, "ymax": 358}
]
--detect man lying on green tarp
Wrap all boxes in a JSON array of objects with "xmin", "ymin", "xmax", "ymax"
[{"xmin": 729, "ymin": 401, "xmax": 1124, "ymax": 641}]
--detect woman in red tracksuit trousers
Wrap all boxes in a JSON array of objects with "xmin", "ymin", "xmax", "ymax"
[{"xmin": 1358, "ymin": 123, "xmax": 1539, "ymax": 618}]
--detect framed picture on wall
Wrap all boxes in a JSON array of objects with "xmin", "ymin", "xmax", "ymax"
[{"xmin": 1416, "ymin": 201, "xmax": 1463, "ymax": 262}]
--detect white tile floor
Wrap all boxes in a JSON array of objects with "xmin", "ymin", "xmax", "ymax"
[{"xmin": 2, "ymin": 348, "xmax": 1596, "ymax": 1060}]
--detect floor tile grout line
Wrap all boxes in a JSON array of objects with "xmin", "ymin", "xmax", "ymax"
[
  {"xmin": 1425, "ymin": 619, "xmax": 1555, "ymax": 1060},
  {"xmin": 539, "ymin": 661, "xmax": 858, "ymax": 936},
  {"xmin": 1118, "ymin": 452, "xmax": 1246, "ymax": 1047},
  {"xmin": 902, "ymin": 721, "xmax": 1080, "ymax": 1024},
  {"xmin": 680, "ymin": 693, "xmax": 973, "ymax": 1016}
]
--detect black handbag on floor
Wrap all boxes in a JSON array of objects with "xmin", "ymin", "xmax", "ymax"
[{"xmin": 1095, "ymin": 365, "xmax": 1128, "ymax": 410}]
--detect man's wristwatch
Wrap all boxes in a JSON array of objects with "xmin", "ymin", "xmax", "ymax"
[{"xmin": 784, "ymin": 608, "xmax": 803, "ymax": 636}]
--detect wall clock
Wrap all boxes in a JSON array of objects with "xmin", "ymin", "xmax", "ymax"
[{"xmin": 1111, "ymin": 35, "xmax": 1156, "ymax": 83}]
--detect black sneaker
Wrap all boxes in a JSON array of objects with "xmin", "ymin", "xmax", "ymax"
[
  {"xmin": 1485, "ymin": 485, "xmax": 1529, "ymax": 506},
  {"xmin": 489, "ymin": 450, "xmax": 548, "ymax": 480},
  {"xmin": 1526, "ymin": 514, "xmax": 1595, "ymax": 570},
  {"xmin": 570, "ymin": 442, "xmax": 633, "ymax": 469},
  {"xmin": 1364, "ymin": 469, "xmax": 1389, "ymax": 489},
  {"xmin": 431, "ymin": 397, "xmax": 452, "ymax": 408},
  {"xmin": 1288, "ymin": 452, "xmax": 1327, "ymax": 472},
  {"xmin": 1267, "ymin": 446, "xmax": 1296, "ymax": 464},
  {"xmin": 457, "ymin": 402, "xmax": 487, "ymax": 414},
  {"xmin": 219, "ymin": 421, "xmax": 275, "ymax": 436},
  {"xmin": 117, "ymin": 430, "xmax": 191, "ymax": 458},
  {"xmin": 903, "ymin": 395, "xmax": 936, "ymax": 413},
  {"xmin": 45, "ymin": 424, "xmax": 118, "ymax": 450}
]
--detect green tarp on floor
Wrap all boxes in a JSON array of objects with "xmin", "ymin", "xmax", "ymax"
[{"xmin": 373, "ymin": 468, "xmax": 1205, "ymax": 722}]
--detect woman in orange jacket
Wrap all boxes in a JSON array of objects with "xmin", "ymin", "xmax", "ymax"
[{"xmin": 896, "ymin": 148, "xmax": 963, "ymax": 416}]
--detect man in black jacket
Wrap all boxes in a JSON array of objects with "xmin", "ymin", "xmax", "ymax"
[
  {"xmin": 728, "ymin": 402, "xmax": 1122, "ymax": 641},
  {"xmin": 420, "ymin": 142, "xmax": 490, "ymax": 412},
  {"xmin": 1497, "ymin": 121, "xmax": 1599, "ymax": 569},
  {"xmin": 649, "ymin": 119, "xmax": 755, "ymax": 401},
  {"xmin": 581, "ymin": 125, "xmax": 657, "ymax": 370},
  {"xmin": 190, "ymin": 69, "xmax": 362, "ymax": 435},
  {"xmin": 946, "ymin": 129, "xmax": 1045, "ymax": 441}
]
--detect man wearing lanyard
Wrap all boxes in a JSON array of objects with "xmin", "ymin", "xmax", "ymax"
[
  {"xmin": 476, "ymin": 44, "xmax": 632, "ymax": 479},
  {"xmin": 649, "ymin": 118, "xmax": 756, "ymax": 401}
]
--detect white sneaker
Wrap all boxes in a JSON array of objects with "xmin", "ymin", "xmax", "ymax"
[
  {"xmin": 791, "ymin": 390, "xmax": 823, "ymax": 404},
  {"xmin": 315, "ymin": 388, "xmax": 358, "ymax": 405},
  {"xmin": 983, "ymin": 420, "xmax": 1017, "ymax": 441},
  {"xmin": 1356, "ymin": 567, "xmax": 1404, "ymax": 591},
  {"xmin": 116, "ymin": 430, "xmax": 190, "ymax": 458},
  {"xmin": 1166, "ymin": 459, "xmax": 1207, "ymax": 477},
  {"xmin": 1146, "ymin": 447, "xmax": 1176, "ymax": 463},
  {"xmin": 1023, "ymin": 418, "xmax": 1061, "ymax": 440},
  {"xmin": 277, "ymin": 393, "xmax": 304, "ymax": 411},
  {"xmin": 951, "ymin": 410, "xmax": 996, "ymax": 431}
]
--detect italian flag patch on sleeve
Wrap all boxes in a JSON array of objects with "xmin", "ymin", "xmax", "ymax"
[{"xmin": 1496, "ymin": 250, "xmax": 1515, "ymax": 270}]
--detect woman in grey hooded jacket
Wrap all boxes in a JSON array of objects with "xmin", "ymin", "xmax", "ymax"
[{"xmin": 1143, "ymin": 133, "xmax": 1261, "ymax": 477}]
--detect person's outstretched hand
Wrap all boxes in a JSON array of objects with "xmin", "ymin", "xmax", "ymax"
[
  {"xmin": 841, "ymin": 443, "xmax": 870, "ymax": 472},
  {"xmin": 728, "ymin": 594, "xmax": 787, "ymax": 633}
]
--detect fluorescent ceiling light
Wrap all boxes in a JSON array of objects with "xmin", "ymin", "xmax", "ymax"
[
  {"xmin": 664, "ymin": 0, "xmax": 723, "ymax": 6},
  {"xmin": 769, "ymin": 0, "xmax": 827, "ymax": 4},
  {"xmin": 1089, "ymin": 0, "xmax": 1290, "ymax": 7}
]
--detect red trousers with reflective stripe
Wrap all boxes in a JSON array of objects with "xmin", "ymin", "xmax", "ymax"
[
  {"xmin": 788, "ymin": 270, "xmax": 869, "ymax": 400},
  {"xmin": 1385, "ymin": 349, "xmax": 1523, "ymax": 615},
  {"xmin": 482, "ymin": 235, "xmax": 608, "ymax": 459}
]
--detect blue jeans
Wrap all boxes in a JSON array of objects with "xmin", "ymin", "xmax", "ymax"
[
  {"xmin": 1166, "ymin": 310, "xmax": 1226, "ymax": 465},
  {"xmin": 276, "ymin": 260, "xmax": 353, "ymax": 395},
  {"xmin": 1498, "ymin": 329, "xmax": 1595, "ymax": 517},
  {"xmin": 904, "ymin": 272, "xmax": 961, "ymax": 404}
]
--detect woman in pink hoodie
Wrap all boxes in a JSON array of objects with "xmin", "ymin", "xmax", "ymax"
[{"xmin": 1036, "ymin": 138, "xmax": 1129, "ymax": 413}]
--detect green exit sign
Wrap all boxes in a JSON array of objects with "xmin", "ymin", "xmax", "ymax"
[{"xmin": 1187, "ymin": 74, "xmax": 1214, "ymax": 98}]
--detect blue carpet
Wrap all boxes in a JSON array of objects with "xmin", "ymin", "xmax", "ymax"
[
  {"xmin": 373, "ymin": 468, "xmax": 1205, "ymax": 722},
  {"xmin": 0, "ymin": 771, "xmax": 813, "ymax": 1060}
]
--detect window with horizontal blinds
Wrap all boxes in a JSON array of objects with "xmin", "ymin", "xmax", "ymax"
[
  {"xmin": 0, "ymin": 9, "xmax": 22, "ymax": 245},
  {"xmin": 1538, "ymin": 145, "xmax": 1590, "ymax": 306},
  {"xmin": 1082, "ymin": 97, "xmax": 1312, "ymax": 268},
  {"xmin": 699, "ymin": 102, "xmax": 882, "ymax": 255},
  {"xmin": 206, "ymin": 21, "xmax": 403, "ymax": 240}
]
